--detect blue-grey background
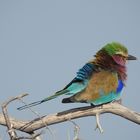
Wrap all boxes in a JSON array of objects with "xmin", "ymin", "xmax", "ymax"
[{"xmin": 0, "ymin": 0, "xmax": 140, "ymax": 140}]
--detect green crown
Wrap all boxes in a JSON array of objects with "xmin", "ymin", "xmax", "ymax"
[{"xmin": 102, "ymin": 42, "xmax": 128, "ymax": 56}]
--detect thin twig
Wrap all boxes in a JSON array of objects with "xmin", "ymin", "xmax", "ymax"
[
  {"xmin": 95, "ymin": 113, "xmax": 104, "ymax": 133},
  {"xmin": 69, "ymin": 120, "xmax": 80, "ymax": 140}
]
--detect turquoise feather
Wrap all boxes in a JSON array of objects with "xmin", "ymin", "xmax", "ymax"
[{"xmin": 90, "ymin": 91, "xmax": 122, "ymax": 105}]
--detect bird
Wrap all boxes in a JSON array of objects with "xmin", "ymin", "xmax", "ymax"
[{"xmin": 17, "ymin": 42, "xmax": 137, "ymax": 110}]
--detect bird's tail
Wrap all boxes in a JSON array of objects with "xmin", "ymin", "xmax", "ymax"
[{"xmin": 17, "ymin": 89, "xmax": 68, "ymax": 111}]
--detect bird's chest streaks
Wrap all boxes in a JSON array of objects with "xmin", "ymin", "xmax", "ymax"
[{"xmin": 74, "ymin": 71, "xmax": 118, "ymax": 101}]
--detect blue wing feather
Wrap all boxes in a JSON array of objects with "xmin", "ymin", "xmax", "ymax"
[
  {"xmin": 76, "ymin": 63, "xmax": 94, "ymax": 80},
  {"xmin": 63, "ymin": 63, "xmax": 95, "ymax": 95}
]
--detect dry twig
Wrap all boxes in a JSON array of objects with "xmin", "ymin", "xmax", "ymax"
[{"xmin": 95, "ymin": 113, "xmax": 103, "ymax": 133}]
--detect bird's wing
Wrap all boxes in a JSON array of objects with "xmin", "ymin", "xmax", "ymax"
[
  {"xmin": 61, "ymin": 63, "xmax": 95, "ymax": 95},
  {"xmin": 73, "ymin": 70, "xmax": 124, "ymax": 105}
]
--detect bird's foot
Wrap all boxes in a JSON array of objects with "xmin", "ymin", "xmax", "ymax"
[{"xmin": 111, "ymin": 99, "xmax": 122, "ymax": 104}]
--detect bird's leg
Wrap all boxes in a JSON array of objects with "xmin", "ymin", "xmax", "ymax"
[
  {"xmin": 95, "ymin": 113, "xmax": 104, "ymax": 133},
  {"xmin": 111, "ymin": 99, "xmax": 122, "ymax": 104},
  {"xmin": 116, "ymin": 98, "xmax": 122, "ymax": 104}
]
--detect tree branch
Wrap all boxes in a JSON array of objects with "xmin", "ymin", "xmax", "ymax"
[
  {"xmin": 1, "ymin": 94, "xmax": 42, "ymax": 140},
  {"xmin": 0, "ymin": 102, "xmax": 140, "ymax": 134},
  {"xmin": 1, "ymin": 94, "xmax": 28, "ymax": 140}
]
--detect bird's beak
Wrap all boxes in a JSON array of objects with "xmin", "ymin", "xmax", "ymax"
[{"xmin": 127, "ymin": 54, "xmax": 137, "ymax": 60}]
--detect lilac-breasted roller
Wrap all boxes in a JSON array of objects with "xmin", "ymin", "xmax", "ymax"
[{"xmin": 17, "ymin": 42, "xmax": 137, "ymax": 110}]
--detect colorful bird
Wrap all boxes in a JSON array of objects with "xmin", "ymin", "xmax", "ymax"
[{"xmin": 17, "ymin": 42, "xmax": 137, "ymax": 110}]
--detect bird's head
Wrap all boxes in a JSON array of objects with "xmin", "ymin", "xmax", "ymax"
[
  {"xmin": 92, "ymin": 42, "xmax": 137, "ymax": 80},
  {"xmin": 96, "ymin": 42, "xmax": 137, "ymax": 66}
]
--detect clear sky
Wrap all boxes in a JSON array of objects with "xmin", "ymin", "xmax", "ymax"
[{"xmin": 0, "ymin": 0, "xmax": 140, "ymax": 140}]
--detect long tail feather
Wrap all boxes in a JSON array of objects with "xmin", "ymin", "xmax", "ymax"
[
  {"xmin": 17, "ymin": 101, "xmax": 43, "ymax": 110},
  {"xmin": 42, "ymin": 89, "xmax": 68, "ymax": 102},
  {"xmin": 17, "ymin": 89, "xmax": 68, "ymax": 111}
]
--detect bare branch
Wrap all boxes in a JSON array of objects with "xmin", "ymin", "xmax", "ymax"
[
  {"xmin": 0, "ymin": 102, "xmax": 140, "ymax": 134},
  {"xmin": 1, "ymin": 93, "xmax": 42, "ymax": 140},
  {"xmin": 1, "ymin": 93, "xmax": 28, "ymax": 140},
  {"xmin": 95, "ymin": 113, "xmax": 103, "ymax": 133}
]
